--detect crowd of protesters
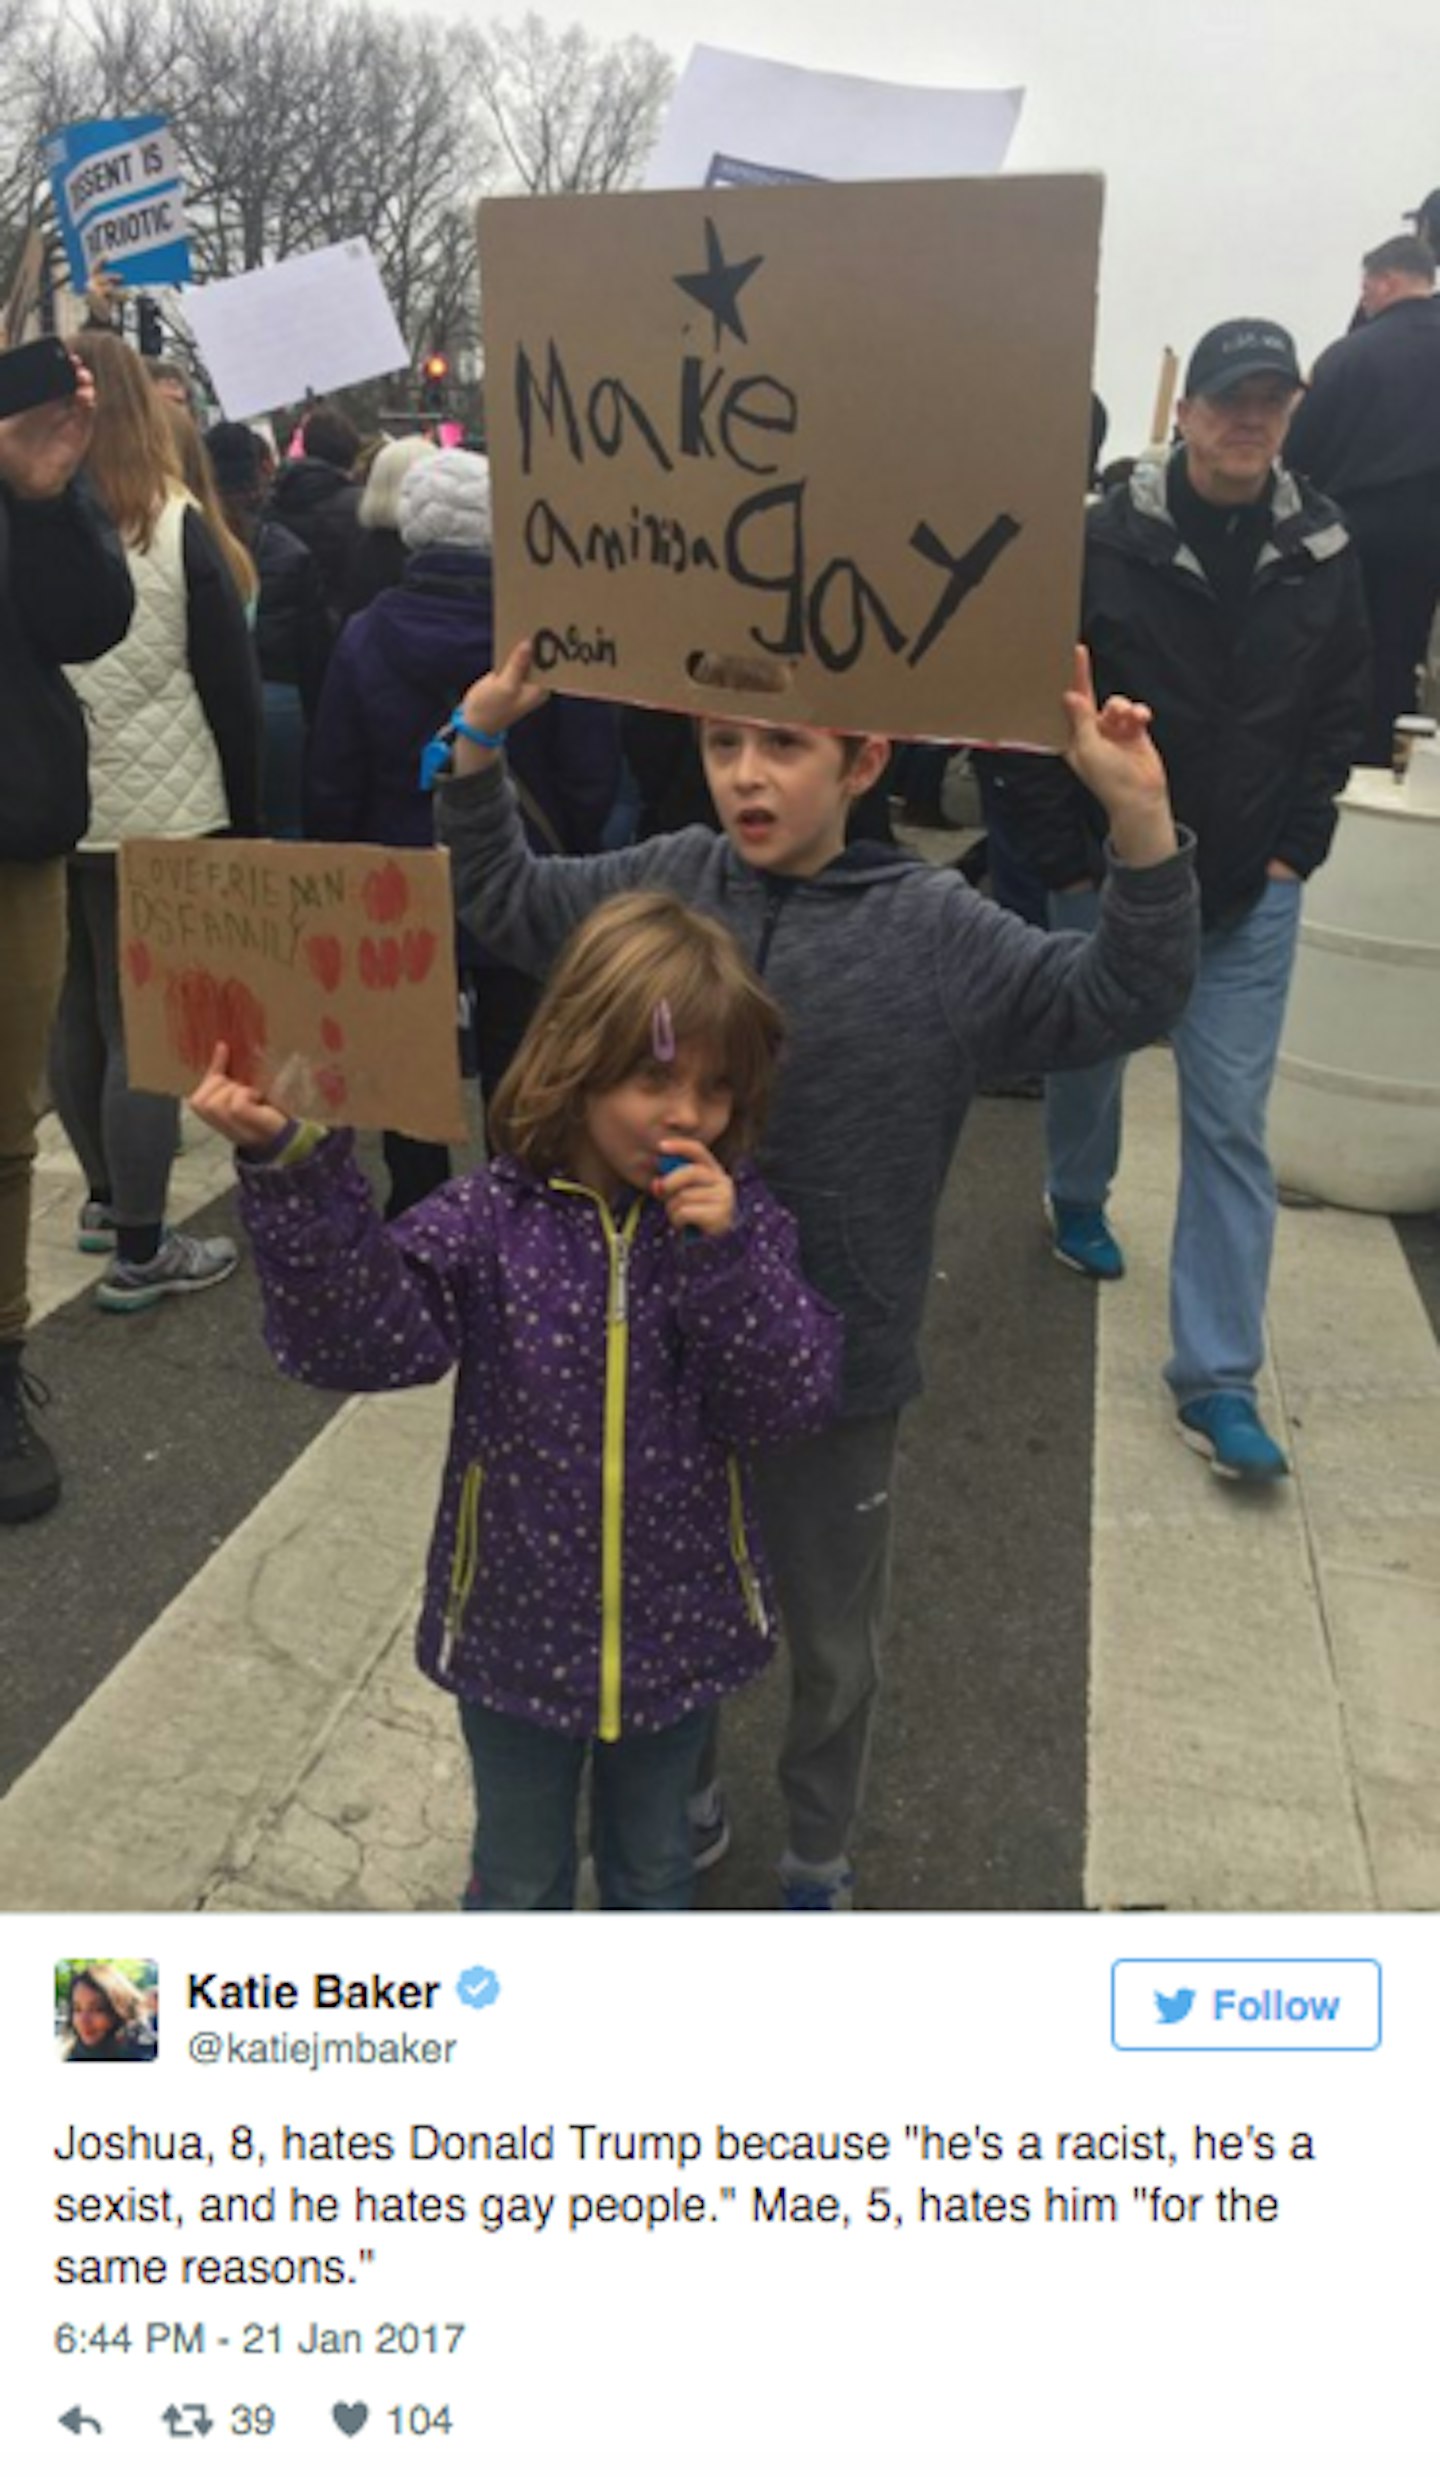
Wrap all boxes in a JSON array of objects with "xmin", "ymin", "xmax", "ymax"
[{"xmin": 2, "ymin": 182, "xmax": 1437, "ymax": 1909}]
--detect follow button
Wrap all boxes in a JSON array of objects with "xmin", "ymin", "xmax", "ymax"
[{"xmin": 1111, "ymin": 1958, "xmax": 1382, "ymax": 2051}]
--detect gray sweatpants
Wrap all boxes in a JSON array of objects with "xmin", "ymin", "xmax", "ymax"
[
  {"xmin": 49, "ymin": 854, "xmax": 180, "ymax": 1232},
  {"xmin": 742, "ymin": 1413, "xmax": 901, "ymax": 1867}
]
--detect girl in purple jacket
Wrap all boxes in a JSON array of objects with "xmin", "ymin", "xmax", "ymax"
[{"xmin": 190, "ymin": 892, "xmax": 843, "ymax": 1911}]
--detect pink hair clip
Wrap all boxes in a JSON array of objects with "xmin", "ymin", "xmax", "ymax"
[{"xmin": 651, "ymin": 999, "xmax": 676, "ymax": 1062}]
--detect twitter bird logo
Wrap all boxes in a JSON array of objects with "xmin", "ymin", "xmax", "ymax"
[{"xmin": 1154, "ymin": 1988, "xmax": 1196, "ymax": 2025}]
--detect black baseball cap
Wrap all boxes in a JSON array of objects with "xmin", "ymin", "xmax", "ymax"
[
  {"xmin": 1183, "ymin": 320, "xmax": 1304, "ymax": 399},
  {"xmin": 1408, "ymin": 188, "xmax": 1440, "ymax": 233}
]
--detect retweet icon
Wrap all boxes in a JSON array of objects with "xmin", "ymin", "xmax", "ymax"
[
  {"xmin": 1153, "ymin": 1988, "xmax": 1196, "ymax": 2026},
  {"xmin": 456, "ymin": 1965, "xmax": 501, "ymax": 2013}
]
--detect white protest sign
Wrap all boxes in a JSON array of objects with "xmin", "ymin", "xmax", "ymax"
[
  {"xmin": 182, "ymin": 240, "xmax": 409, "ymax": 419},
  {"xmin": 644, "ymin": 44, "xmax": 1023, "ymax": 188}
]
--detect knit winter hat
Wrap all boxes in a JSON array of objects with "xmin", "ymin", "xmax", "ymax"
[{"xmin": 398, "ymin": 448, "xmax": 493, "ymax": 552}]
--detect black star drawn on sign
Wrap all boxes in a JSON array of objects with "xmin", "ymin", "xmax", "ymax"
[{"xmin": 673, "ymin": 217, "xmax": 765, "ymax": 349}]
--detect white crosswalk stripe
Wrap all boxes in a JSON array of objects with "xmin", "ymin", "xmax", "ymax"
[{"xmin": 1087, "ymin": 1050, "xmax": 1440, "ymax": 1911}]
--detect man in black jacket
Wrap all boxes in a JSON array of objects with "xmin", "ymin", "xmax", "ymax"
[
  {"xmin": 266, "ymin": 403, "xmax": 364, "ymax": 634},
  {"xmin": 0, "ymin": 355, "xmax": 135, "ymax": 1519},
  {"xmin": 1286, "ymin": 235, "xmax": 1440, "ymax": 761},
  {"xmin": 1008, "ymin": 319, "xmax": 1369, "ymax": 1482}
]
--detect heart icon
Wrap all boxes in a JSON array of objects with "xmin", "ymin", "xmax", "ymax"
[
  {"xmin": 304, "ymin": 934, "xmax": 344, "ymax": 995},
  {"xmin": 361, "ymin": 857, "xmax": 409, "ymax": 923},
  {"xmin": 332, "ymin": 2402, "xmax": 369, "ymax": 2437},
  {"xmin": 402, "ymin": 926, "xmax": 437, "ymax": 983}
]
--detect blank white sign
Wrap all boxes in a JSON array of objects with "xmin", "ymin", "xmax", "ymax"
[
  {"xmin": 645, "ymin": 43, "xmax": 1024, "ymax": 188},
  {"xmin": 182, "ymin": 238, "xmax": 409, "ymax": 420}
]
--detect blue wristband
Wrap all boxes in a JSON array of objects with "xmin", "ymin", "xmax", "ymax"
[{"xmin": 450, "ymin": 710, "xmax": 507, "ymax": 752}]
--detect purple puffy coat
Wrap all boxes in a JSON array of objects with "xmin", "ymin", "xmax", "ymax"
[
  {"xmin": 238, "ymin": 1134, "xmax": 843, "ymax": 1738},
  {"xmin": 303, "ymin": 547, "xmax": 620, "ymax": 854}
]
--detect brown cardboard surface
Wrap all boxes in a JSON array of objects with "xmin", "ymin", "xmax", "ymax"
[
  {"xmin": 479, "ymin": 175, "xmax": 1102, "ymax": 746},
  {"xmin": 117, "ymin": 839, "xmax": 466, "ymax": 1143}
]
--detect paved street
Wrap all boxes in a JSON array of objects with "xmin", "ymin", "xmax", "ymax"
[{"xmin": 3, "ymin": 1027, "xmax": 1438, "ymax": 1916}]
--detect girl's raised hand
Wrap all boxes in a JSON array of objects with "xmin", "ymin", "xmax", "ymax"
[
  {"xmin": 653, "ymin": 1137, "xmax": 736, "ymax": 1240},
  {"xmin": 189, "ymin": 1042, "xmax": 288, "ymax": 1151},
  {"xmin": 453, "ymin": 642, "xmax": 551, "ymax": 770}
]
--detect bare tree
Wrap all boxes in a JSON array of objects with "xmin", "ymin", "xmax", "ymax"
[
  {"xmin": 464, "ymin": 11, "xmax": 673, "ymax": 194},
  {"xmin": 2, "ymin": 0, "xmax": 672, "ymax": 366}
]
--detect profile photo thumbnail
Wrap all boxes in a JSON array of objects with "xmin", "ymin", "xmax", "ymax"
[{"xmin": 55, "ymin": 1960, "xmax": 158, "ymax": 2063}]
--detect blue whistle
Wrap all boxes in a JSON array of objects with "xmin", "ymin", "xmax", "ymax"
[{"xmin": 656, "ymin": 1151, "xmax": 698, "ymax": 1242}]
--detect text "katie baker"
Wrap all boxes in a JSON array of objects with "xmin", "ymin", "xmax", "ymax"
[{"xmin": 189, "ymin": 1974, "xmax": 441, "ymax": 2012}]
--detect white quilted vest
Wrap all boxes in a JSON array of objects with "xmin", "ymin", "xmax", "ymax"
[{"xmin": 67, "ymin": 490, "xmax": 228, "ymax": 849}]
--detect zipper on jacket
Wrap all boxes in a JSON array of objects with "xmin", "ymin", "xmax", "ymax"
[
  {"xmin": 553, "ymin": 1178, "xmax": 647, "ymax": 1741},
  {"xmin": 596, "ymin": 1195, "xmax": 644, "ymax": 1739},
  {"xmin": 727, "ymin": 1457, "xmax": 768, "ymax": 1634},
  {"xmin": 754, "ymin": 880, "xmax": 793, "ymax": 976},
  {"xmin": 439, "ymin": 1460, "xmax": 484, "ymax": 1678}
]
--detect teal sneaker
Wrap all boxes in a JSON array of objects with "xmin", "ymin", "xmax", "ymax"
[
  {"xmin": 95, "ymin": 1229, "xmax": 239, "ymax": 1313},
  {"xmin": 76, "ymin": 1200, "xmax": 118, "ymax": 1254},
  {"xmin": 1178, "ymin": 1393, "xmax": 1289, "ymax": 1483},
  {"xmin": 1046, "ymin": 1197, "xmax": 1125, "ymax": 1280}
]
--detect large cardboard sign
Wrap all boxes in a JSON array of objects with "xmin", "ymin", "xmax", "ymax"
[
  {"xmin": 44, "ymin": 116, "xmax": 192, "ymax": 293},
  {"xmin": 645, "ymin": 44, "xmax": 1023, "ymax": 188},
  {"xmin": 117, "ymin": 841, "xmax": 465, "ymax": 1144},
  {"xmin": 182, "ymin": 241, "xmax": 409, "ymax": 421},
  {"xmin": 480, "ymin": 177, "xmax": 1101, "ymax": 744}
]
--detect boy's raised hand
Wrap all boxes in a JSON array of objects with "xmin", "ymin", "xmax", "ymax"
[
  {"xmin": 653, "ymin": 1138, "xmax": 736, "ymax": 1240},
  {"xmin": 1062, "ymin": 644, "xmax": 1177, "ymax": 866},
  {"xmin": 189, "ymin": 1043, "xmax": 288, "ymax": 1152},
  {"xmin": 453, "ymin": 641, "xmax": 551, "ymax": 772}
]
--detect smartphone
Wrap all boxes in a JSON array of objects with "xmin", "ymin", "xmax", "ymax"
[{"xmin": 0, "ymin": 336, "xmax": 80, "ymax": 421}]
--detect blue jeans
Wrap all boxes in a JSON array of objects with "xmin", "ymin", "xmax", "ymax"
[
  {"xmin": 459, "ymin": 1702, "xmax": 711, "ymax": 1911},
  {"xmin": 1044, "ymin": 875, "xmax": 1304, "ymax": 1405}
]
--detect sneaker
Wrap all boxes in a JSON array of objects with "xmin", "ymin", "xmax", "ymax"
[
  {"xmin": 1046, "ymin": 1196, "xmax": 1125, "ymax": 1280},
  {"xmin": 1177, "ymin": 1392, "xmax": 1290, "ymax": 1483},
  {"xmin": 779, "ymin": 1859, "xmax": 855, "ymax": 1913},
  {"xmin": 95, "ymin": 1229, "xmax": 239, "ymax": 1314},
  {"xmin": 0, "ymin": 1347, "xmax": 60, "ymax": 1522},
  {"xmin": 76, "ymin": 1200, "xmax": 118, "ymax": 1254},
  {"xmin": 689, "ymin": 1784, "xmax": 732, "ymax": 1874}
]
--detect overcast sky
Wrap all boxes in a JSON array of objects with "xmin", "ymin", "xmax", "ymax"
[{"xmin": 435, "ymin": 0, "xmax": 1439, "ymax": 451}]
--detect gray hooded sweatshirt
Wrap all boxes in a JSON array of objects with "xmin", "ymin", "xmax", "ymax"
[{"xmin": 438, "ymin": 764, "xmax": 1199, "ymax": 1416}]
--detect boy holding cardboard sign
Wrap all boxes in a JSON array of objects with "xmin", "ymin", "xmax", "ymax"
[{"xmin": 435, "ymin": 642, "xmax": 1197, "ymax": 1907}]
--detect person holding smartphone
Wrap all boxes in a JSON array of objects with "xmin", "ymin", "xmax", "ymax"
[{"xmin": 0, "ymin": 342, "xmax": 134, "ymax": 1522}]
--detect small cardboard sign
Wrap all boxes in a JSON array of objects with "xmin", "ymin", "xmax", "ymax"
[
  {"xmin": 480, "ymin": 176, "xmax": 1101, "ymax": 744},
  {"xmin": 117, "ymin": 840, "xmax": 465, "ymax": 1144}
]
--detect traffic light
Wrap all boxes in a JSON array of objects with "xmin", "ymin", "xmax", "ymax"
[
  {"xmin": 136, "ymin": 295, "xmax": 164, "ymax": 358},
  {"xmin": 419, "ymin": 349, "xmax": 450, "ymax": 414}
]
